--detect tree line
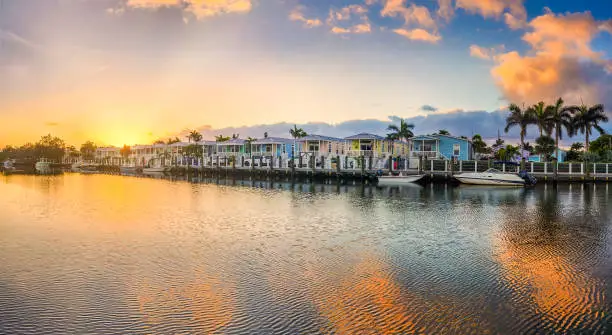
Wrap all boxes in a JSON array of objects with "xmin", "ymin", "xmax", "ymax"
[{"xmin": 503, "ymin": 98, "xmax": 608, "ymax": 162}]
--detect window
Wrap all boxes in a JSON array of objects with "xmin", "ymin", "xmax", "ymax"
[
  {"xmin": 328, "ymin": 143, "xmax": 332, "ymax": 153},
  {"xmin": 309, "ymin": 142, "xmax": 319, "ymax": 152},
  {"xmin": 453, "ymin": 143, "xmax": 460, "ymax": 156},
  {"xmin": 360, "ymin": 141, "xmax": 373, "ymax": 151}
]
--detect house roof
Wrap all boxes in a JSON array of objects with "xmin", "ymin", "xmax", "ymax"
[
  {"xmin": 412, "ymin": 134, "xmax": 471, "ymax": 142},
  {"xmin": 217, "ymin": 138, "xmax": 246, "ymax": 145},
  {"xmin": 298, "ymin": 134, "xmax": 344, "ymax": 142},
  {"xmin": 344, "ymin": 133, "xmax": 385, "ymax": 140},
  {"xmin": 252, "ymin": 137, "xmax": 293, "ymax": 144},
  {"xmin": 412, "ymin": 135, "xmax": 438, "ymax": 141}
]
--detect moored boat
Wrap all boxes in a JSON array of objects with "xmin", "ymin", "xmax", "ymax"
[
  {"xmin": 35, "ymin": 158, "xmax": 53, "ymax": 174},
  {"xmin": 377, "ymin": 173, "xmax": 425, "ymax": 185},
  {"xmin": 142, "ymin": 167, "xmax": 166, "ymax": 174},
  {"xmin": 454, "ymin": 168, "xmax": 536, "ymax": 187}
]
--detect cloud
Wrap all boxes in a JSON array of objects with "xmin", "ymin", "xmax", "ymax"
[
  {"xmin": 393, "ymin": 28, "xmax": 441, "ymax": 43},
  {"xmin": 489, "ymin": 11, "xmax": 612, "ymax": 108},
  {"xmin": 456, "ymin": 0, "xmax": 527, "ymax": 29},
  {"xmin": 437, "ymin": 0, "xmax": 454, "ymax": 22},
  {"xmin": 601, "ymin": 20, "xmax": 612, "ymax": 34},
  {"xmin": 381, "ymin": 0, "xmax": 437, "ymax": 29},
  {"xmin": 420, "ymin": 105, "xmax": 438, "ymax": 112},
  {"xmin": 0, "ymin": 30, "xmax": 41, "ymax": 51},
  {"xmin": 327, "ymin": 4, "xmax": 372, "ymax": 34},
  {"xmin": 469, "ymin": 44, "xmax": 505, "ymax": 60},
  {"xmin": 121, "ymin": 0, "xmax": 252, "ymax": 20},
  {"xmin": 45, "ymin": 122, "xmax": 60, "ymax": 127},
  {"xmin": 289, "ymin": 6, "xmax": 322, "ymax": 28},
  {"xmin": 187, "ymin": 110, "xmax": 518, "ymax": 143}
]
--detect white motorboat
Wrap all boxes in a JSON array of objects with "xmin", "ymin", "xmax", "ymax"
[
  {"xmin": 455, "ymin": 168, "xmax": 530, "ymax": 186},
  {"xmin": 142, "ymin": 167, "xmax": 166, "ymax": 174},
  {"xmin": 120, "ymin": 165, "xmax": 138, "ymax": 174},
  {"xmin": 377, "ymin": 173, "xmax": 425, "ymax": 185},
  {"xmin": 35, "ymin": 158, "xmax": 52, "ymax": 174}
]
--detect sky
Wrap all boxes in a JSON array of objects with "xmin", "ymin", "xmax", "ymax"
[{"xmin": 1, "ymin": 0, "xmax": 611, "ymax": 146}]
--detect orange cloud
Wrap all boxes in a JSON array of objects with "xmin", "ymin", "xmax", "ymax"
[
  {"xmin": 123, "ymin": 0, "xmax": 252, "ymax": 19},
  {"xmin": 437, "ymin": 0, "xmax": 454, "ymax": 22},
  {"xmin": 469, "ymin": 44, "xmax": 504, "ymax": 60},
  {"xmin": 393, "ymin": 28, "xmax": 441, "ymax": 43},
  {"xmin": 456, "ymin": 0, "xmax": 526, "ymax": 29},
  {"xmin": 601, "ymin": 20, "xmax": 612, "ymax": 34},
  {"xmin": 490, "ymin": 11, "xmax": 611, "ymax": 105},
  {"xmin": 289, "ymin": 6, "xmax": 323, "ymax": 28},
  {"xmin": 327, "ymin": 4, "xmax": 372, "ymax": 34},
  {"xmin": 381, "ymin": 0, "xmax": 437, "ymax": 29}
]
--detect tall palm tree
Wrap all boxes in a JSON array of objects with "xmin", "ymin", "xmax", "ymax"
[
  {"xmin": 545, "ymin": 98, "xmax": 573, "ymax": 160},
  {"xmin": 289, "ymin": 125, "xmax": 307, "ymax": 139},
  {"xmin": 504, "ymin": 103, "xmax": 532, "ymax": 161},
  {"xmin": 567, "ymin": 103, "xmax": 608, "ymax": 151},
  {"xmin": 188, "ymin": 130, "xmax": 203, "ymax": 143},
  {"xmin": 530, "ymin": 101, "xmax": 551, "ymax": 137},
  {"xmin": 387, "ymin": 119, "xmax": 415, "ymax": 142},
  {"xmin": 438, "ymin": 129, "xmax": 450, "ymax": 136}
]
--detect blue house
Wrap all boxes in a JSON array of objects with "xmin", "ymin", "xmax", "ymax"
[
  {"xmin": 251, "ymin": 137, "xmax": 295, "ymax": 158},
  {"xmin": 528, "ymin": 150, "xmax": 566, "ymax": 163},
  {"xmin": 411, "ymin": 134, "xmax": 472, "ymax": 160}
]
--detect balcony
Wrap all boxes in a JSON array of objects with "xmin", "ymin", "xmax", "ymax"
[{"xmin": 411, "ymin": 151, "xmax": 440, "ymax": 158}]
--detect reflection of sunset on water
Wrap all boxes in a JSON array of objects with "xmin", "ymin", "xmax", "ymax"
[
  {"xmin": 134, "ymin": 272, "xmax": 235, "ymax": 333},
  {"xmin": 496, "ymin": 242, "xmax": 606, "ymax": 330}
]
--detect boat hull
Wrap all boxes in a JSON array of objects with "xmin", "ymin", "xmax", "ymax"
[
  {"xmin": 377, "ymin": 174, "xmax": 425, "ymax": 185},
  {"xmin": 143, "ymin": 167, "xmax": 166, "ymax": 174},
  {"xmin": 454, "ymin": 176, "xmax": 524, "ymax": 186}
]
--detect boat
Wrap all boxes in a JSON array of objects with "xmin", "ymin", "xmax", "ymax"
[
  {"xmin": 454, "ymin": 168, "xmax": 536, "ymax": 186},
  {"xmin": 377, "ymin": 173, "xmax": 425, "ymax": 185},
  {"xmin": 35, "ymin": 158, "xmax": 53, "ymax": 174},
  {"xmin": 142, "ymin": 167, "xmax": 166, "ymax": 174},
  {"xmin": 120, "ymin": 165, "xmax": 138, "ymax": 174}
]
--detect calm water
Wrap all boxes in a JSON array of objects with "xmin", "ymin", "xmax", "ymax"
[{"xmin": 1, "ymin": 174, "xmax": 611, "ymax": 334}]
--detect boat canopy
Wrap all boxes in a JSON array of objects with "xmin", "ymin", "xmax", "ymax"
[{"xmin": 484, "ymin": 168, "xmax": 503, "ymax": 173}]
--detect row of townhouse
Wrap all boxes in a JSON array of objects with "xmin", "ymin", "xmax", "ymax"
[{"xmin": 92, "ymin": 133, "xmax": 473, "ymax": 167}]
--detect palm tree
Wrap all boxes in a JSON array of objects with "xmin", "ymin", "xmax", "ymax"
[
  {"xmin": 535, "ymin": 135, "xmax": 555, "ymax": 162},
  {"xmin": 471, "ymin": 134, "xmax": 489, "ymax": 156},
  {"xmin": 504, "ymin": 103, "xmax": 532, "ymax": 164},
  {"xmin": 188, "ymin": 130, "xmax": 202, "ymax": 143},
  {"xmin": 289, "ymin": 125, "xmax": 307, "ymax": 139},
  {"xmin": 504, "ymin": 145, "xmax": 520, "ymax": 161},
  {"xmin": 567, "ymin": 103, "xmax": 608, "ymax": 151},
  {"xmin": 438, "ymin": 129, "xmax": 450, "ymax": 135},
  {"xmin": 245, "ymin": 137, "xmax": 256, "ymax": 155},
  {"xmin": 530, "ymin": 101, "xmax": 551, "ymax": 137},
  {"xmin": 387, "ymin": 119, "xmax": 415, "ymax": 142},
  {"xmin": 545, "ymin": 98, "xmax": 573, "ymax": 161},
  {"xmin": 215, "ymin": 135, "xmax": 230, "ymax": 142}
]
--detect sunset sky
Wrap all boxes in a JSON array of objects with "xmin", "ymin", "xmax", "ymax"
[{"xmin": 1, "ymin": 0, "xmax": 611, "ymax": 146}]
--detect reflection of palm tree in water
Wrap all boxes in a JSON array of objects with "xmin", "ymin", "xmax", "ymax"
[{"xmin": 495, "ymin": 186, "xmax": 607, "ymax": 331}]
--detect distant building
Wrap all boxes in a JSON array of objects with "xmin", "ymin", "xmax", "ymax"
[
  {"xmin": 95, "ymin": 146, "xmax": 121, "ymax": 165},
  {"xmin": 411, "ymin": 134, "xmax": 472, "ymax": 160},
  {"xmin": 251, "ymin": 137, "xmax": 294, "ymax": 158},
  {"xmin": 344, "ymin": 133, "xmax": 394, "ymax": 157}
]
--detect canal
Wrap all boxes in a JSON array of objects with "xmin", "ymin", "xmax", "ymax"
[{"xmin": 1, "ymin": 174, "xmax": 611, "ymax": 333}]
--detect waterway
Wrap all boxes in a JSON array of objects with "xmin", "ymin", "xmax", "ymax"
[{"xmin": 1, "ymin": 174, "xmax": 611, "ymax": 334}]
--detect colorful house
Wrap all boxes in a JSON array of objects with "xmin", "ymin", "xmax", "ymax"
[
  {"xmin": 344, "ymin": 133, "xmax": 394, "ymax": 157},
  {"xmin": 251, "ymin": 137, "xmax": 294, "ymax": 158},
  {"xmin": 216, "ymin": 138, "xmax": 247, "ymax": 156},
  {"xmin": 411, "ymin": 134, "xmax": 472, "ymax": 160},
  {"xmin": 297, "ymin": 135, "xmax": 345, "ymax": 157}
]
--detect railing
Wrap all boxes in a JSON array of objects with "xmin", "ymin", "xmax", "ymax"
[{"xmin": 411, "ymin": 151, "xmax": 440, "ymax": 158}]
